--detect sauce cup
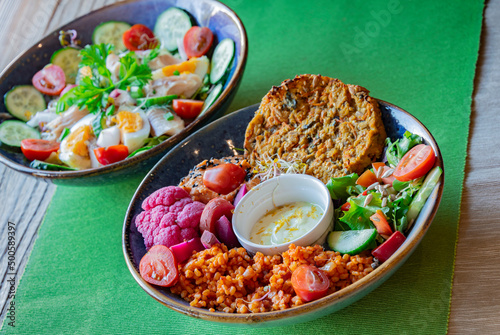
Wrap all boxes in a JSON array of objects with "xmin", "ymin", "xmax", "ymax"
[{"xmin": 232, "ymin": 174, "xmax": 334, "ymax": 255}]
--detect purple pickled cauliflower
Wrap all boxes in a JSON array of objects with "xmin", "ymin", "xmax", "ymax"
[{"xmin": 135, "ymin": 186, "xmax": 206, "ymax": 249}]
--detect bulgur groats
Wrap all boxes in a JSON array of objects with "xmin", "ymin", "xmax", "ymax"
[{"xmin": 170, "ymin": 243, "xmax": 374, "ymax": 313}]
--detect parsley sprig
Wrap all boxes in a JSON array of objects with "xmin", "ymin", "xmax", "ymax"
[{"xmin": 57, "ymin": 44, "xmax": 152, "ymax": 115}]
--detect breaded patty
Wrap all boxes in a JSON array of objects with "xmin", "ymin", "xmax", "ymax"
[
  {"xmin": 179, "ymin": 156, "xmax": 260, "ymax": 204},
  {"xmin": 244, "ymin": 74, "xmax": 386, "ymax": 183}
]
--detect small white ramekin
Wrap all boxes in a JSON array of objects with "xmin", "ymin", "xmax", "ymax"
[{"xmin": 232, "ymin": 174, "xmax": 334, "ymax": 255}]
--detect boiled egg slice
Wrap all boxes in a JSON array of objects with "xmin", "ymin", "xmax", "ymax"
[
  {"xmin": 59, "ymin": 124, "xmax": 93, "ymax": 170},
  {"xmin": 114, "ymin": 109, "xmax": 150, "ymax": 153},
  {"xmin": 152, "ymin": 56, "xmax": 209, "ymax": 80}
]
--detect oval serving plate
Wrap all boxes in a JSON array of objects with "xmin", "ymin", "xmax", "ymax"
[
  {"xmin": 0, "ymin": 0, "xmax": 247, "ymax": 186},
  {"xmin": 123, "ymin": 100, "xmax": 444, "ymax": 327}
]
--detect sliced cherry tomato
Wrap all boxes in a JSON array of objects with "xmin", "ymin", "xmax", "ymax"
[
  {"xmin": 21, "ymin": 139, "xmax": 60, "ymax": 161},
  {"xmin": 93, "ymin": 145, "xmax": 129, "ymax": 165},
  {"xmin": 356, "ymin": 169, "xmax": 378, "ymax": 188},
  {"xmin": 291, "ymin": 264, "xmax": 330, "ymax": 302},
  {"xmin": 183, "ymin": 26, "xmax": 214, "ymax": 58},
  {"xmin": 371, "ymin": 231, "xmax": 406, "ymax": 263},
  {"xmin": 203, "ymin": 163, "xmax": 246, "ymax": 195},
  {"xmin": 372, "ymin": 162, "xmax": 396, "ymax": 186},
  {"xmin": 32, "ymin": 64, "xmax": 66, "ymax": 96},
  {"xmin": 393, "ymin": 144, "xmax": 436, "ymax": 182},
  {"xmin": 172, "ymin": 99, "xmax": 204, "ymax": 119},
  {"xmin": 370, "ymin": 209, "xmax": 393, "ymax": 238},
  {"xmin": 139, "ymin": 245, "xmax": 179, "ymax": 287},
  {"xmin": 340, "ymin": 202, "xmax": 351, "ymax": 211},
  {"xmin": 122, "ymin": 24, "xmax": 158, "ymax": 51}
]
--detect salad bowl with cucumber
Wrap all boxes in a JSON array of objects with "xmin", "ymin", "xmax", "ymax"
[
  {"xmin": 0, "ymin": 0, "xmax": 247, "ymax": 185},
  {"xmin": 122, "ymin": 100, "xmax": 444, "ymax": 326}
]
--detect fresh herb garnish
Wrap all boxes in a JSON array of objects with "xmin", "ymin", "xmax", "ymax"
[
  {"xmin": 164, "ymin": 111, "xmax": 174, "ymax": 121},
  {"xmin": 57, "ymin": 44, "xmax": 152, "ymax": 115}
]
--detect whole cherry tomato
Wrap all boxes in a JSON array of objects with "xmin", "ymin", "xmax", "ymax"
[{"xmin": 203, "ymin": 163, "xmax": 246, "ymax": 195}]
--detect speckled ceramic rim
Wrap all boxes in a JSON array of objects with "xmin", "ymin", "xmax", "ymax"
[
  {"xmin": 122, "ymin": 100, "xmax": 445, "ymax": 325},
  {"xmin": 0, "ymin": 0, "xmax": 248, "ymax": 182}
]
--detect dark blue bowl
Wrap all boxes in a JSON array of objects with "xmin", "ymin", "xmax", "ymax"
[
  {"xmin": 0, "ymin": 0, "xmax": 248, "ymax": 186},
  {"xmin": 122, "ymin": 100, "xmax": 444, "ymax": 326}
]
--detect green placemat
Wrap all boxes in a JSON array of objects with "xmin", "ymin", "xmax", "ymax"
[{"xmin": 2, "ymin": 0, "xmax": 483, "ymax": 334}]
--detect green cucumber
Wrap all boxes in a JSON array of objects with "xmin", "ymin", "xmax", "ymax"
[
  {"xmin": 154, "ymin": 7, "xmax": 192, "ymax": 52},
  {"xmin": 406, "ymin": 166, "xmax": 443, "ymax": 225},
  {"xmin": 210, "ymin": 38, "xmax": 235, "ymax": 84},
  {"xmin": 30, "ymin": 160, "xmax": 76, "ymax": 171},
  {"xmin": 0, "ymin": 120, "xmax": 40, "ymax": 147},
  {"xmin": 51, "ymin": 47, "xmax": 82, "ymax": 84},
  {"xmin": 136, "ymin": 94, "xmax": 177, "ymax": 108},
  {"xmin": 327, "ymin": 229, "xmax": 377, "ymax": 255},
  {"xmin": 92, "ymin": 21, "xmax": 131, "ymax": 52},
  {"xmin": 4, "ymin": 85, "xmax": 46, "ymax": 122},
  {"xmin": 199, "ymin": 83, "xmax": 223, "ymax": 116}
]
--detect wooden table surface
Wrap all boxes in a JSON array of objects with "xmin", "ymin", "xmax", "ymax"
[{"xmin": 0, "ymin": 0, "xmax": 498, "ymax": 333}]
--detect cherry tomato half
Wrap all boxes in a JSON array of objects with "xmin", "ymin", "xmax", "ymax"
[
  {"xmin": 21, "ymin": 139, "xmax": 60, "ymax": 161},
  {"xmin": 122, "ymin": 24, "xmax": 158, "ymax": 51},
  {"xmin": 139, "ymin": 245, "xmax": 179, "ymax": 287},
  {"xmin": 32, "ymin": 64, "xmax": 66, "ymax": 96},
  {"xmin": 172, "ymin": 99, "xmax": 204, "ymax": 119},
  {"xmin": 183, "ymin": 26, "xmax": 214, "ymax": 58},
  {"xmin": 93, "ymin": 145, "xmax": 129, "ymax": 165},
  {"xmin": 291, "ymin": 264, "xmax": 330, "ymax": 302},
  {"xmin": 393, "ymin": 144, "xmax": 436, "ymax": 182},
  {"xmin": 203, "ymin": 163, "xmax": 246, "ymax": 195}
]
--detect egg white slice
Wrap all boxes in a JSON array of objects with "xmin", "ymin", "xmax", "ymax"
[{"xmin": 118, "ymin": 110, "xmax": 150, "ymax": 153}]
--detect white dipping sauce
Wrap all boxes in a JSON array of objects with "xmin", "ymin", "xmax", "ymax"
[{"xmin": 249, "ymin": 201, "xmax": 323, "ymax": 245}]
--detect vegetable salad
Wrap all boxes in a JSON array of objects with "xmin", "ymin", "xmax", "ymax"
[{"xmin": 0, "ymin": 7, "xmax": 235, "ymax": 171}]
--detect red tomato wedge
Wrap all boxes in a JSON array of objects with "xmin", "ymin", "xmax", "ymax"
[
  {"xmin": 32, "ymin": 64, "xmax": 66, "ymax": 96},
  {"xmin": 122, "ymin": 24, "xmax": 158, "ymax": 51},
  {"xmin": 21, "ymin": 139, "xmax": 60, "ymax": 161},
  {"xmin": 393, "ymin": 144, "xmax": 436, "ymax": 182},
  {"xmin": 370, "ymin": 210, "xmax": 393, "ymax": 238},
  {"xmin": 172, "ymin": 99, "xmax": 204, "ymax": 119},
  {"xmin": 183, "ymin": 26, "xmax": 214, "ymax": 58},
  {"xmin": 291, "ymin": 264, "xmax": 330, "ymax": 302},
  {"xmin": 139, "ymin": 245, "xmax": 179, "ymax": 287},
  {"xmin": 356, "ymin": 169, "xmax": 378, "ymax": 188},
  {"xmin": 93, "ymin": 145, "xmax": 129, "ymax": 165},
  {"xmin": 203, "ymin": 163, "xmax": 246, "ymax": 195}
]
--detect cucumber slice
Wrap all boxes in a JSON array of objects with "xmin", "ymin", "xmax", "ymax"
[
  {"xmin": 154, "ymin": 7, "xmax": 192, "ymax": 52},
  {"xmin": 51, "ymin": 47, "xmax": 82, "ymax": 84},
  {"xmin": 200, "ymin": 83, "xmax": 223, "ymax": 116},
  {"xmin": 4, "ymin": 85, "xmax": 46, "ymax": 122},
  {"xmin": 0, "ymin": 120, "xmax": 40, "ymax": 147},
  {"xmin": 136, "ymin": 94, "xmax": 177, "ymax": 108},
  {"xmin": 30, "ymin": 160, "xmax": 76, "ymax": 171},
  {"xmin": 327, "ymin": 229, "xmax": 377, "ymax": 255},
  {"xmin": 92, "ymin": 21, "xmax": 131, "ymax": 52},
  {"xmin": 210, "ymin": 38, "xmax": 235, "ymax": 84}
]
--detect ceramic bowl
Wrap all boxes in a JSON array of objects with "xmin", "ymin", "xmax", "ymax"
[
  {"xmin": 0, "ymin": 0, "xmax": 247, "ymax": 186},
  {"xmin": 232, "ymin": 174, "xmax": 334, "ymax": 255},
  {"xmin": 123, "ymin": 101, "xmax": 444, "ymax": 327}
]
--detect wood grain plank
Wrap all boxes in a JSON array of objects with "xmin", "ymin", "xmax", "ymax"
[{"xmin": 448, "ymin": 0, "xmax": 500, "ymax": 333}]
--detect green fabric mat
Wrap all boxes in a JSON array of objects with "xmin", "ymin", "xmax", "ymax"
[{"xmin": 2, "ymin": 0, "xmax": 483, "ymax": 334}]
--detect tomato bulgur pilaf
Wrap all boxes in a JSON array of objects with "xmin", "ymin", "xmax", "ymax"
[{"xmin": 170, "ymin": 243, "xmax": 374, "ymax": 313}]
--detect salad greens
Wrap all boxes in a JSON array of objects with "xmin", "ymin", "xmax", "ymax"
[
  {"xmin": 327, "ymin": 131, "xmax": 442, "ymax": 258},
  {"xmin": 385, "ymin": 131, "xmax": 423, "ymax": 167}
]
